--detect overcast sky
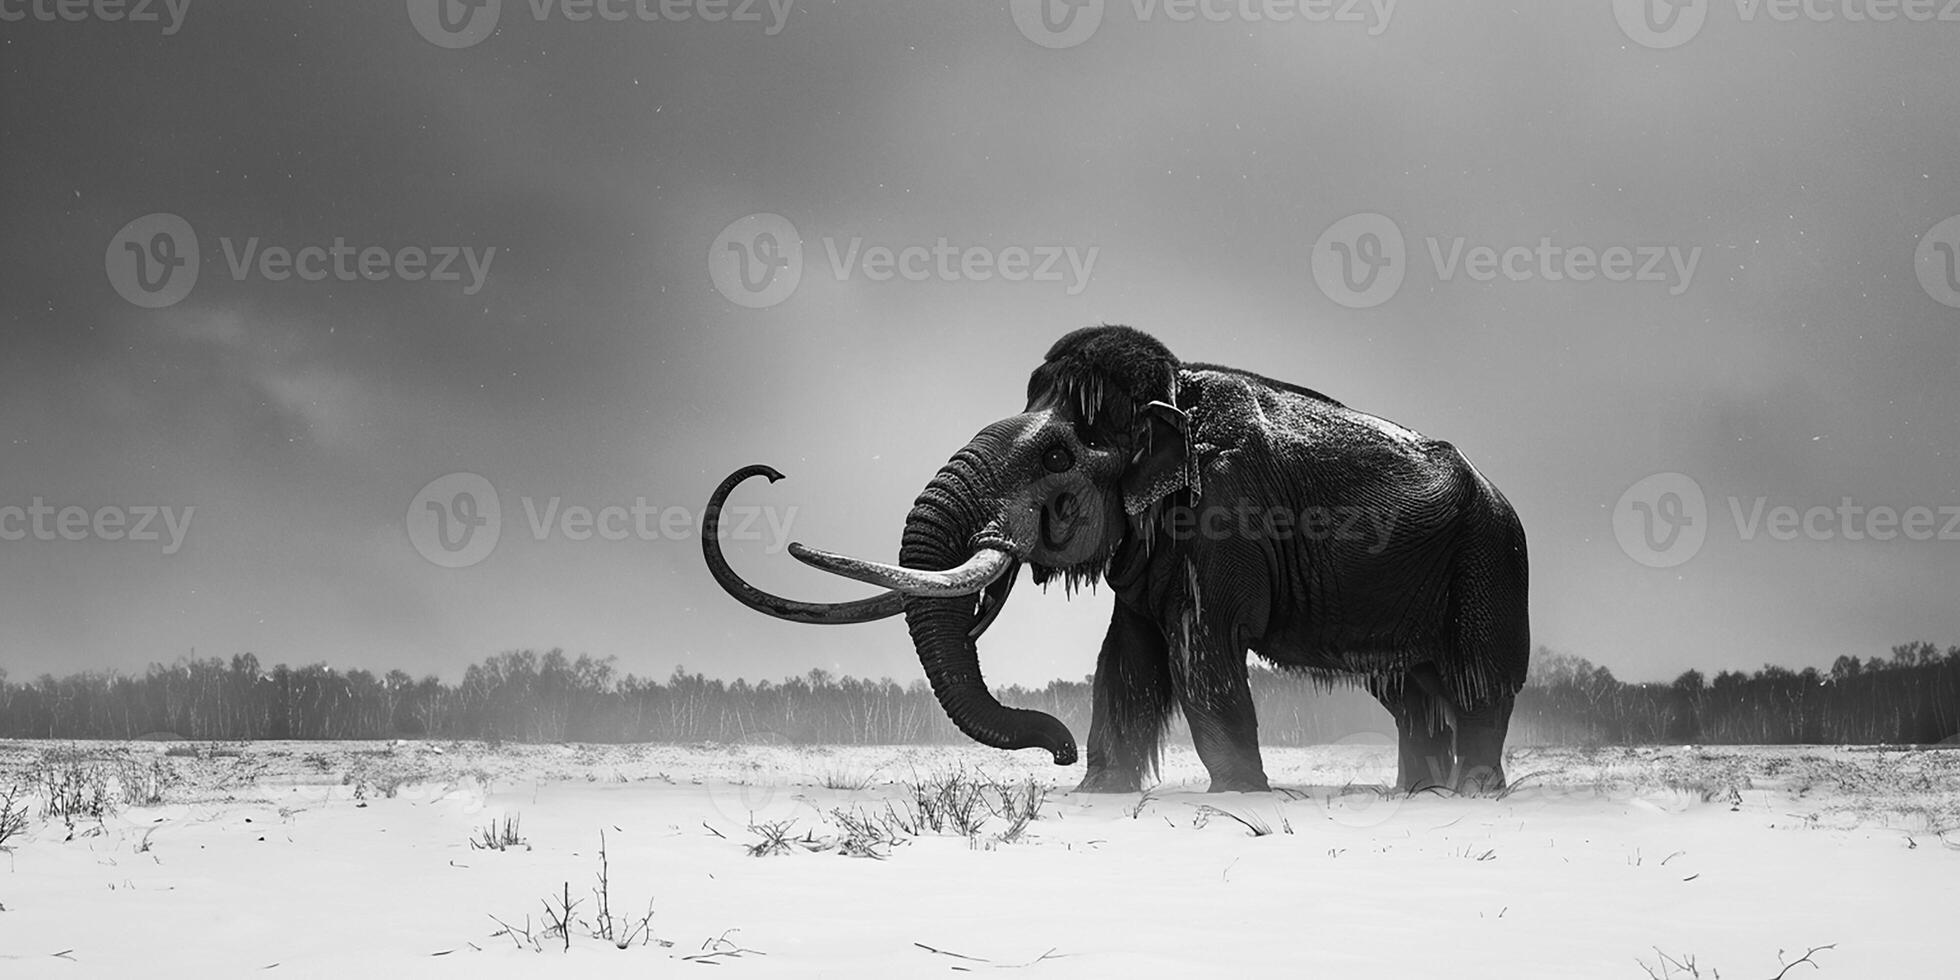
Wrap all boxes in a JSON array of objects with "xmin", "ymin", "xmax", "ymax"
[{"xmin": 2, "ymin": 1, "xmax": 1957, "ymax": 688}]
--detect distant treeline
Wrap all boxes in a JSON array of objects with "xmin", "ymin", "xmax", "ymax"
[
  {"xmin": 1516, "ymin": 642, "xmax": 1960, "ymax": 745},
  {"xmin": 0, "ymin": 643, "xmax": 1954, "ymax": 746}
]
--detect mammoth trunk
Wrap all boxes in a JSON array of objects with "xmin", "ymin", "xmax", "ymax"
[{"xmin": 900, "ymin": 451, "xmax": 1077, "ymax": 765}]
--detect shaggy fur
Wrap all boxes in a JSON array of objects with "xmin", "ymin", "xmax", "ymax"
[{"xmin": 1024, "ymin": 325, "xmax": 1180, "ymax": 447}]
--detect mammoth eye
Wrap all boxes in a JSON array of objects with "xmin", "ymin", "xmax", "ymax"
[{"xmin": 1042, "ymin": 444, "xmax": 1074, "ymax": 473}]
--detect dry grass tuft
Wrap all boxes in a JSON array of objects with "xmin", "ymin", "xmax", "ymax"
[
  {"xmin": 1192, "ymin": 804, "xmax": 1279, "ymax": 837},
  {"xmin": 30, "ymin": 750, "xmax": 115, "ymax": 832},
  {"xmin": 489, "ymin": 831, "xmax": 659, "ymax": 952},
  {"xmin": 0, "ymin": 781, "xmax": 29, "ymax": 848},
  {"xmin": 1635, "ymin": 947, "xmax": 1709, "ymax": 978},
  {"xmin": 744, "ymin": 818, "xmax": 826, "ymax": 857},
  {"xmin": 470, "ymin": 814, "xmax": 528, "ymax": 851}
]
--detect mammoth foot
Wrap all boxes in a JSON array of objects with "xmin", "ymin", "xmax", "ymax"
[
  {"xmin": 1456, "ymin": 765, "xmax": 1507, "ymax": 795},
  {"xmin": 1073, "ymin": 769, "xmax": 1145, "ymax": 794},
  {"xmin": 1205, "ymin": 774, "xmax": 1272, "ymax": 793},
  {"xmin": 1396, "ymin": 774, "xmax": 1450, "ymax": 795},
  {"xmin": 1394, "ymin": 766, "xmax": 1507, "ymax": 796}
]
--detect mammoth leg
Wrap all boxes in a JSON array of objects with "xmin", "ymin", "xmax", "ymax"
[
  {"xmin": 1075, "ymin": 601, "xmax": 1176, "ymax": 794},
  {"xmin": 1440, "ymin": 491, "xmax": 1529, "ymax": 795},
  {"xmin": 1173, "ymin": 638, "xmax": 1270, "ymax": 793},
  {"xmin": 1452, "ymin": 692, "xmax": 1513, "ymax": 794},
  {"xmin": 1374, "ymin": 673, "xmax": 1455, "ymax": 793}
]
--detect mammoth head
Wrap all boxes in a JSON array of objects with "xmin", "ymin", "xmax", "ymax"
[{"xmin": 702, "ymin": 326, "xmax": 1197, "ymax": 765}]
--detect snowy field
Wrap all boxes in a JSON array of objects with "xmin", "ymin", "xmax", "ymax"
[{"xmin": 1, "ymin": 739, "xmax": 1954, "ymax": 978}]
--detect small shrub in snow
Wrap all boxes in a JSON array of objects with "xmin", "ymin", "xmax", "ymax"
[
  {"xmin": 897, "ymin": 768, "xmax": 1049, "ymax": 845},
  {"xmin": 817, "ymin": 767, "xmax": 873, "ymax": 791},
  {"xmin": 1635, "ymin": 941, "xmax": 1835, "ymax": 979},
  {"xmin": 826, "ymin": 803, "xmax": 916, "ymax": 858},
  {"xmin": 1635, "ymin": 947, "xmax": 1709, "ymax": 978},
  {"xmin": 991, "ymin": 781, "xmax": 1048, "ymax": 843},
  {"xmin": 114, "ymin": 756, "xmax": 180, "ymax": 806},
  {"xmin": 470, "ymin": 814, "xmax": 528, "ymax": 851},
  {"xmin": 489, "ymin": 831, "xmax": 659, "ymax": 952},
  {"xmin": 0, "ymin": 781, "xmax": 29, "ymax": 847},
  {"xmin": 744, "ymin": 818, "xmax": 824, "ymax": 857},
  {"xmin": 903, "ymin": 768, "xmax": 991, "ymax": 837},
  {"xmin": 32, "ymin": 751, "xmax": 114, "ymax": 831}
]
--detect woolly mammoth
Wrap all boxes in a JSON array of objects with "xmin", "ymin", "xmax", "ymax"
[{"xmin": 703, "ymin": 326, "xmax": 1529, "ymax": 794}]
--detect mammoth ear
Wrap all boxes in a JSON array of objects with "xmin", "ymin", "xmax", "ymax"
[{"xmin": 1120, "ymin": 401, "xmax": 1199, "ymax": 515}]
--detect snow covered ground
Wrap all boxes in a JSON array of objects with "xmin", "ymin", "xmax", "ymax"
[{"xmin": 1, "ymin": 739, "xmax": 1953, "ymax": 977}]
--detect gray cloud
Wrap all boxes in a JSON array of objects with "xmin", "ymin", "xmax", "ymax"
[{"xmin": 2, "ymin": 3, "xmax": 1957, "ymax": 686}]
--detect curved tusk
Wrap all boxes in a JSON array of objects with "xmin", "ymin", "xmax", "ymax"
[
  {"xmin": 789, "ymin": 541, "xmax": 1016, "ymax": 597},
  {"xmin": 702, "ymin": 465, "xmax": 907, "ymax": 624},
  {"xmin": 968, "ymin": 561, "xmax": 1020, "ymax": 640}
]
